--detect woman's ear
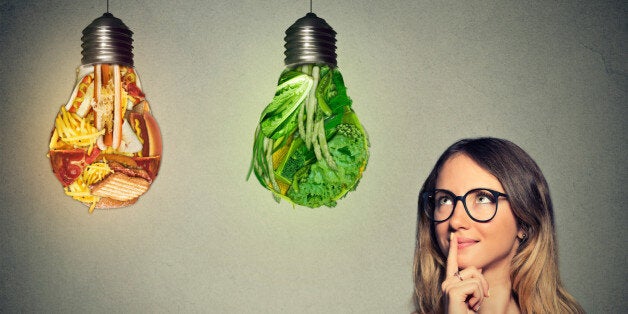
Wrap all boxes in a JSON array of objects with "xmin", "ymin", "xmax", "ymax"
[{"xmin": 517, "ymin": 228, "xmax": 527, "ymax": 242}]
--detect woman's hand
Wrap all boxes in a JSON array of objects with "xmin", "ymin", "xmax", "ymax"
[{"xmin": 442, "ymin": 233, "xmax": 490, "ymax": 313}]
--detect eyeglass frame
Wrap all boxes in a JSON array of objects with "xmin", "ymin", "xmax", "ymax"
[{"xmin": 420, "ymin": 188, "xmax": 509, "ymax": 223}]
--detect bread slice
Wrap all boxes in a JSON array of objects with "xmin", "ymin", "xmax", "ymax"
[
  {"xmin": 91, "ymin": 172, "xmax": 150, "ymax": 201},
  {"xmin": 94, "ymin": 196, "xmax": 138, "ymax": 209}
]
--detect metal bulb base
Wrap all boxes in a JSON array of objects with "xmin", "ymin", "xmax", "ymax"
[
  {"xmin": 81, "ymin": 13, "xmax": 134, "ymax": 66},
  {"xmin": 284, "ymin": 12, "xmax": 337, "ymax": 67}
]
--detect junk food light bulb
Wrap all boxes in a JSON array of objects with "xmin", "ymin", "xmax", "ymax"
[
  {"xmin": 247, "ymin": 11, "xmax": 369, "ymax": 208},
  {"xmin": 47, "ymin": 12, "xmax": 162, "ymax": 213}
]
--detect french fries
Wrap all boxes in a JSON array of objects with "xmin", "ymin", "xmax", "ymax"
[{"xmin": 54, "ymin": 106, "xmax": 104, "ymax": 155}]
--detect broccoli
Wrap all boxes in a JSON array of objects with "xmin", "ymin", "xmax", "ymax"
[{"xmin": 286, "ymin": 123, "xmax": 369, "ymax": 208}]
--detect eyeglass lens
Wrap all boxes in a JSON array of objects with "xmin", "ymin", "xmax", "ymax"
[{"xmin": 430, "ymin": 189, "xmax": 499, "ymax": 222}]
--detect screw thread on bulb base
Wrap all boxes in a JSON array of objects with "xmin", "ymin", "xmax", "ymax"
[
  {"xmin": 284, "ymin": 12, "xmax": 337, "ymax": 68},
  {"xmin": 81, "ymin": 12, "xmax": 134, "ymax": 66}
]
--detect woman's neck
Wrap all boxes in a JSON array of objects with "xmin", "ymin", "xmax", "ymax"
[{"xmin": 478, "ymin": 264, "xmax": 520, "ymax": 313}]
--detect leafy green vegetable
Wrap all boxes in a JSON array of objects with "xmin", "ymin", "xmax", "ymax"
[
  {"xmin": 328, "ymin": 69, "xmax": 352, "ymax": 114},
  {"xmin": 316, "ymin": 67, "xmax": 352, "ymax": 116},
  {"xmin": 259, "ymin": 74, "xmax": 312, "ymax": 139},
  {"xmin": 248, "ymin": 64, "xmax": 369, "ymax": 208},
  {"xmin": 277, "ymin": 69, "xmax": 305, "ymax": 85},
  {"xmin": 277, "ymin": 136, "xmax": 315, "ymax": 181},
  {"xmin": 286, "ymin": 122, "xmax": 369, "ymax": 208}
]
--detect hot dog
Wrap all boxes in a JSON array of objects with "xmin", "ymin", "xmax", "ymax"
[
  {"xmin": 128, "ymin": 111, "xmax": 162, "ymax": 157},
  {"xmin": 112, "ymin": 64, "xmax": 122, "ymax": 150}
]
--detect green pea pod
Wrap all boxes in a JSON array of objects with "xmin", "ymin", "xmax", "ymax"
[
  {"xmin": 322, "ymin": 111, "xmax": 343, "ymax": 134},
  {"xmin": 315, "ymin": 69, "xmax": 333, "ymax": 116}
]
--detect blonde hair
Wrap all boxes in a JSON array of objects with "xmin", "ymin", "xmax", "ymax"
[{"xmin": 413, "ymin": 138, "xmax": 584, "ymax": 313}]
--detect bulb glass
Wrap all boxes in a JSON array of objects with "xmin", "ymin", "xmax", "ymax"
[
  {"xmin": 48, "ymin": 63, "xmax": 162, "ymax": 212},
  {"xmin": 248, "ymin": 64, "xmax": 369, "ymax": 208}
]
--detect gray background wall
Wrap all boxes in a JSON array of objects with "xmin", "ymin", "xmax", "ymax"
[{"xmin": 1, "ymin": 0, "xmax": 625, "ymax": 312}]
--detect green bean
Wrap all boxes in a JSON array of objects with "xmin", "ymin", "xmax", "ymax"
[
  {"xmin": 301, "ymin": 64, "xmax": 314, "ymax": 76},
  {"xmin": 265, "ymin": 138, "xmax": 279, "ymax": 192},
  {"xmin": 252, "ymin": 126, "xmax": 269, "ymax": 184},
  {"xmin": 247, "ymin": 125, "xmax": 260, "ymax": 180},
  {"xmin": 318, "ymin": 119, "xmax": 337, "ymax": 170},
  {"xmin": 304, "ymin": 66, "xmax": 320, "ymax": 149},
  {"xmin": 305, "ymin": 102, "xmax": 314, "ymax": 149},
  {"xmin": 297, "ymin": 95, "xmax": 306, "ymax": 141},
  {"xmin": 312, "ymin": 117, "xmax": 323, "ymax": 162}
]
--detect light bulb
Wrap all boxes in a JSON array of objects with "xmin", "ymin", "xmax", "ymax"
[
  {"xmin": 47, "ymin": 12, "xmax": 162, "ymax": 212},
  {"xmin": 248, "ymin": 12, "xmax": 369, "ymax": 208}
]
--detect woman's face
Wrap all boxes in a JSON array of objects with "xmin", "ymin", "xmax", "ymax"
[{"xmin": 434, "ymin": 153, "xmax": 521, "ymax": 271}]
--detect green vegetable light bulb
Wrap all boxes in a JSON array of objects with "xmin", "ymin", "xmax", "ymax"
[
  {"xmin": 248, "ymin": 12, "xmax": 369, "ymax": 208},
  {"xmin": 47, "ymin": 12, "xmax": 162, "ymax": 213}
]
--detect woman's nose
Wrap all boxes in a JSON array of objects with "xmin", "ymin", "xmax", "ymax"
[{"xmin": 449, "ymin": 199, "xmax": 470, "ymax": 229}]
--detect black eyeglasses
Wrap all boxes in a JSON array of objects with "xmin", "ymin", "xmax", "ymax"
[{"xmin": 421, "ymin": 188, "xmax": 509, "ymax": 222}]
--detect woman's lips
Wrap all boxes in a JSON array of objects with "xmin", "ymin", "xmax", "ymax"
[{"xmin": 457, "ymin": 237, "xmax": 479, "ymax": 249}]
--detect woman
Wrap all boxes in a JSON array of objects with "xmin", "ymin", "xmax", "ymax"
[{"xmin": 413, "ymin": 138, "xmax": 583, "ymax": 313}]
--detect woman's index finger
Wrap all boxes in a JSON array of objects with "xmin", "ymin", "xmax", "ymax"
[{"xmin": 446, "ymin": 232, "xmax": 458, "ymax": 276}]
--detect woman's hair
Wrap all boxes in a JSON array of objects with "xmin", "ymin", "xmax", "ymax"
[{"xmin": 413, "ymin": 137, "xmax": 584, "ymax": 314}]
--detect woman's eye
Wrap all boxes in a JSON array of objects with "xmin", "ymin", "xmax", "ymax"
[
  {"xmin": 438, "ymin": 197, "xmax": 453, "ymax": 205},
  {"xmin": 475, "ymin": 193, "xmax": 495, "ymax": 204}
]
